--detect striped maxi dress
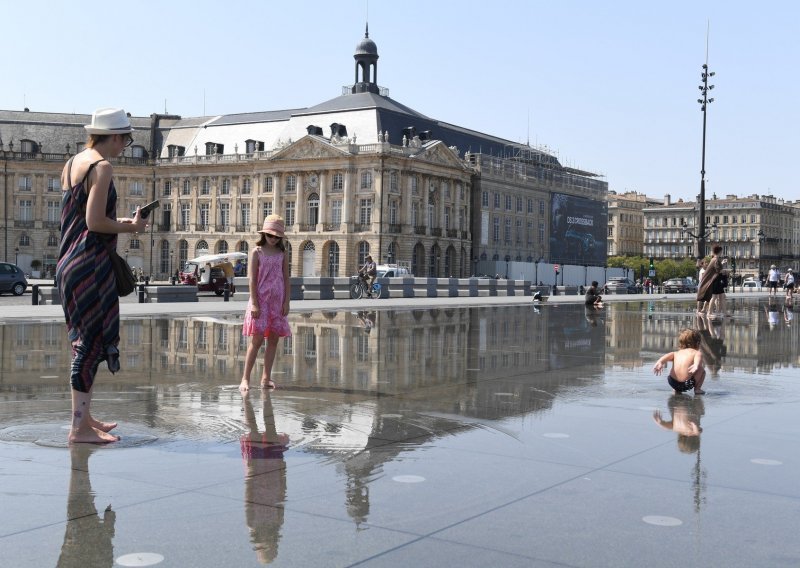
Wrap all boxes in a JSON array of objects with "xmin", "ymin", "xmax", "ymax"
[{"xmin": 56, "ymin": 159, "xmax": 120, "ymax": 392}]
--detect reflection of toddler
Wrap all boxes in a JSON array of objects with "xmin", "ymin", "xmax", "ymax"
[
  {"xmin": 653, "ymin": 394, "xmax": 705, "ymax": 454},
  {"xmin": 653, "ymin": 329, "xmax": 706, "ymax": 395}
]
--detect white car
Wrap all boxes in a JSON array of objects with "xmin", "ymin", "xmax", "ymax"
[
  {"xmin": 742, "ymin": 280, "xmax": 762, "ymax": 292},
  {"xmin": 376, "ymin": 264, "xmax": 412, "ymax": 278}
]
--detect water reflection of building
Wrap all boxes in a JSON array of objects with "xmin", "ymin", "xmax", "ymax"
[
  {"xmin": 637, "ymin": 301, "xmax": 800, "ymax": 373},
  {"xmin": 603, "ymin": 303, "xmax": 645, "ymax": 368}
]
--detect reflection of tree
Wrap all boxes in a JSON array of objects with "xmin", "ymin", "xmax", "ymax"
[
  {"xmin": 57, "ymin": 446, "xmax": 116, "ymax": 568},
  {"xmin": 241, "ymin": 393, "xmax": 288, "ymax": 565}
]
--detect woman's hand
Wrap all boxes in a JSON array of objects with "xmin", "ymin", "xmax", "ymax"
[
  {"xmin": 251, "ymin": 305, "xmax": 261, "ymax": 318},
  {"xmin": 282, "ymin": 300, "xmax": 290, "ymax": 317},
  {"xmin": 129, "ymin": 207, "xmax": 148, "ymax": 233}
]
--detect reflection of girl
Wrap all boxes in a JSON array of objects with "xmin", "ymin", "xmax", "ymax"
[{"xmin": 241, "ymin": 392, "xmax": 288, "ymax": 564}]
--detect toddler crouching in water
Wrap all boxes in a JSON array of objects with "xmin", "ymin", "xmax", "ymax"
[{"xmin": 653, "ymin": 329, "xmax": 706, "ymax": 395}]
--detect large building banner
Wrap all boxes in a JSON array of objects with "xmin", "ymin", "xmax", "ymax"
[{"xmin": 549, "ymin": 193, "xmax": 608, "ymax": 265}]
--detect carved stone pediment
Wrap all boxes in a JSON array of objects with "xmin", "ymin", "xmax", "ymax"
[
  {"xmin": 271, "ymin": 135, "xmax": 350, "ymax": 161},
  {"xmin": 411, "ymin": 141, "xmax": 465, "ymax": 169}
]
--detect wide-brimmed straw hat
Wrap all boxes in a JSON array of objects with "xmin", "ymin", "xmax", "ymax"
[
  {"xmin": 259, "ymin": 214, "xmax": 285, "ymax": 238},
  {"xmin": 84, "ymin": 108, "xmax": 134, "ymax": 135}
]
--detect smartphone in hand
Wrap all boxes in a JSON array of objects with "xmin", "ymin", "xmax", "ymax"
[{"xmin": 135, "ymin": 200, "xmax": 160, "ymax": 219}]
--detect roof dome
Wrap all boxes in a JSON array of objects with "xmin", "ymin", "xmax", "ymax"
[{"xmin": 354, "ymin": 25, "xmax": 378, "ymax": 58}]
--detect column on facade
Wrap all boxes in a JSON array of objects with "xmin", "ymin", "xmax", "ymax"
[
  {"xmin": 373, "ymin": 168, "xmax": 383, "ymax": 238},
  {"xmin": 296, "ymin": 173, "xmax": 307, "ymax": 230},
  {"xmin": 342, "ymin": 168, "xmax": 354, "ymax": 230},
  {"xmin": 318, "ymin": 171, "xmax": 328, "ymax": 231},
  {"xmin": 404, "ymin": 170, "xmax": 414, "ymax": 232},
  {"xmin": 272, "ymin": 173, "xmax": 282, "ymax": 223}
]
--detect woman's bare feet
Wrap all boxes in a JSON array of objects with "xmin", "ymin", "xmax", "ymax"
[
  {"xmin": 88, "ymin": 416, "xmax": 118, "ymax": 432},
  {"xmin": 260, "ymin": 378, "xmax": 276, "ymax": 389},
  {"xmin": 239, "ymin": 379, "xmax": 251, "ymax": 393},
  {"xmin": 694, "ymin": 388, "xmax": 706, "ymax": 395},
  {"xmin": 69, "ymin": 426, "xmax": 120, "ymax": 444}
]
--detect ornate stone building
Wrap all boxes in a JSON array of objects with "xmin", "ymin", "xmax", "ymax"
[
  {"xmin": 1, "ymin": 29, "xmax": 605, "ymax": 279},
  {"xmin": 605, "ymin": 190, "xmax": 661, "ymax": 257}
]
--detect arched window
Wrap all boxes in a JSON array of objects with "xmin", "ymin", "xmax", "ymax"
[
  {"xmin": 357, "ymin": 241, "xmax": 370, "ymax": 266},
  {"xmin": 179, "ymin": 240, "xmax": 189, "ymax": 268},
  {"xmin": 327, "ymin": 241, "xmax": 339, "ymax": 276},
  {"xmin": 308, "ymin": 193, "xmax": 319, "ymax": 226},
  {"xmin": 445, "ymin": 246, "xmax": 456, "ymax": 277},
  {"xmin": 216, "ymin": 240, "xmax": 229, "ymax": 254},
  {"xmin": 196, "ymin": 240, "xmax": 209, "ymax": 256},
  {"xmin": 412, "ymin": 243, "xmax": 424, "ymax": 276},
  {"xmin": 160, "ymin": 240, "xmax": 170, "ymax": 274},
  {"xmin": 429, "ymin": 244, "xmax": 441, "ymax": 277},
  {"xmin": 238, "ymin": 240, "xmax": 249, "ymax": 254}
]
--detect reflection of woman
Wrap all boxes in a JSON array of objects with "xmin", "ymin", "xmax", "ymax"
[
  {"xmin": 695, "ymin": 313, "xmax": 724, "ymax": 376},
  {"xmin": 652, "ymin": 394, "xmax": 705, "ymax": 454},
  {"xmin": 57, "ymin": 445, "xmax": 116, "ymax": 567},
  {"xmin": 241, "ymin": 392, "xmax": 288, "ymax": 564}
]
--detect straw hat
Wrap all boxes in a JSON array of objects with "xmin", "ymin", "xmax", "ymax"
[
  {"xmin": 84, "ymin": 108, "xmax": 134, "ymax": 135},
  {"xmin": 259, "ymin": 214, "xmax": 285, "ymax": 238}
]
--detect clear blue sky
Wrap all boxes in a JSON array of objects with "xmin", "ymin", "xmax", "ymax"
[{"xmin": 4, "ymin": 0, "xmax": 798, "ymax": 203}]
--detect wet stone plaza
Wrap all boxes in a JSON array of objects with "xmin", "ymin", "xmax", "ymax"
[{"xmin": 1, "ymin": 297, "xmax": 798, "ymax": 567}]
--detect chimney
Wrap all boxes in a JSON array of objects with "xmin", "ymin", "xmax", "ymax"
[{"xmin": 664, "ymin": 194, "xmax": 671, "ymax": 206}]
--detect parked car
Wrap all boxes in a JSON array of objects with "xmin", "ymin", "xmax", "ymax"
[
  {"xmin": 742, "ymin": 280, "xmax": 762, "ymax": 292},
  {"xmin": 603, "ymin": 277, "xmax": 637, "ymax": 294},
  {"xmin": 0, "ymin": 262, "xmax": 28, "ymax": 296},
  {"xmin": 663, "ymin": 277, "xmax": 698, "ymax": 293},
  {"xmin": 376, "ymin": 264, "xmax": 412, "ymax": 278}
]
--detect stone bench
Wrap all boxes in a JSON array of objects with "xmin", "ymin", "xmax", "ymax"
[
  {"xmin": 38, "ymin": 286, "xmax": 61, "ymax": 305},
  {"xmin": 145, "ymin": 285, "xmax": 198, "ymax": 303}
]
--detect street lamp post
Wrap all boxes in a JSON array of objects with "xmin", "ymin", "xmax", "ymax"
[
  {"xmin": 170, "ymin": 250, "xmax": 174, "ymax": 280},
  {"xmin": 696, "ymin": 61, "xmax": 715, "ymax": 261},
  {"xmin": 757, "ymin": 229, "xmax": 766, "ymax": 282},
  {"xmin": 14, "ymin": 247, "xmax": 19, "ymax": 265},
  {"xmin": 124, "ymin": 248, "xmax": 129, "ymax": 265}
]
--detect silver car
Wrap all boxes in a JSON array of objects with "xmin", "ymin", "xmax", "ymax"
[
  {"xmin": 0, "ymin": 262, "xmax": 28, "ymax": 296},
  {"xmin": 603, "ymin": 277, "xmax": 637, "ymax": 294}
]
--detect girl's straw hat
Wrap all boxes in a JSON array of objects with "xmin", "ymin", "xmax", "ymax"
[{"xmin": 259, "ymin": 214, "xmax": 285, "ymax": 238}]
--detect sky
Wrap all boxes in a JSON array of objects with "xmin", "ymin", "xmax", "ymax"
[{"xmin": 3, "ymin": 0, "xmax": 798, "ymax": 203}]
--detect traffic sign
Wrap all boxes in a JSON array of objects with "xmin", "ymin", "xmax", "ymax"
[{"xmin": 554, "ymin": 264, "xmax": 560, "ymax": 271}]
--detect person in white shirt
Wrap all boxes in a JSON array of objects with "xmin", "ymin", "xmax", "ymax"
[
  {"xmin": 784, "ymin": 268, "xmax": 795, "ymax": 300},
  {"xmin": 767, "ymin": 265, "xmax": 780, "ymax": 297}
]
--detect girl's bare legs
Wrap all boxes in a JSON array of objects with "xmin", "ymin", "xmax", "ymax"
[
  {"xmin": 260, "ymin": 333, "xmax": 280, "ymax": 389},
  {"xmin": 240, "ymin": 334, "xmax": 265, "ymax": 392}
]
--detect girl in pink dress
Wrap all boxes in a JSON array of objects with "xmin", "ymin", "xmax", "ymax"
[{"xmin": 240, "ymin": 215, "xmax": 291, "ymax": 391}]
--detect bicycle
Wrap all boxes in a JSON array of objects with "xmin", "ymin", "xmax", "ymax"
[{"xmin": 349, "ymin": 274, "xmax": 382, "ymax": 299}]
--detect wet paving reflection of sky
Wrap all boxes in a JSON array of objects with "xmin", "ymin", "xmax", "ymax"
[{"xmin": 1, "ymin": 298, "xmax": 798, "ymax": 567}]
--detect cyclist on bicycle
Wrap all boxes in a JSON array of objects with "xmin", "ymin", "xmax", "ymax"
[{"xmin": 358, "ymin": 255, "xmax": 377, "ymax": 297}]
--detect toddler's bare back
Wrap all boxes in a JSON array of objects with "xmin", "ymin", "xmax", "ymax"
[{"xmin": 670, "ymin": 348, "xmax": 700, "ymax": 379}]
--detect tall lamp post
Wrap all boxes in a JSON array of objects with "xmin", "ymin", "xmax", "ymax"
[
  {"xmin": 696, "ymin": 61, "xmax": 715, "ymax": 261},
  {"xmin": 14, "ymin": 246, "xmax": 19, "ymax": 265}
]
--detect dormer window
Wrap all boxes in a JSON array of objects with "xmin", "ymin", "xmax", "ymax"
[
  {"xmin": 167, "ymin": 145, "xmax": 185, "ymax": 157},
  {"xmin": 205, "ymin": 142, "xmax": 224, "ymax": 155},
  {"xmin": 245, "ymin": 139, "xmax": 264, "ymax": 153},
  {"xmin": 131, "ymin": 145, "xmax": 147, "ymax": 159},
  {"xmin": 20, "ymin": 139, "xmax": 38, "ymax": 154}
]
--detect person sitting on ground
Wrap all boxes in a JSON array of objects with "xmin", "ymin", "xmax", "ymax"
[
  {"xmin": 584, "ymin": 280, "xmax": 603, "ymax": 307},
  {"xmin": 358, "ymin": 255, "xmax": 377, "ymax": 296},
  {"xmin": 652, "ymin": 328, "xmax": 706, "ymax": 395}
]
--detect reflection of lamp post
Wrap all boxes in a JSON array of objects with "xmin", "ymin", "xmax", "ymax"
[{"xmin": 472, "ymin": 256, "xmax": 478, "ymax": 277}]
